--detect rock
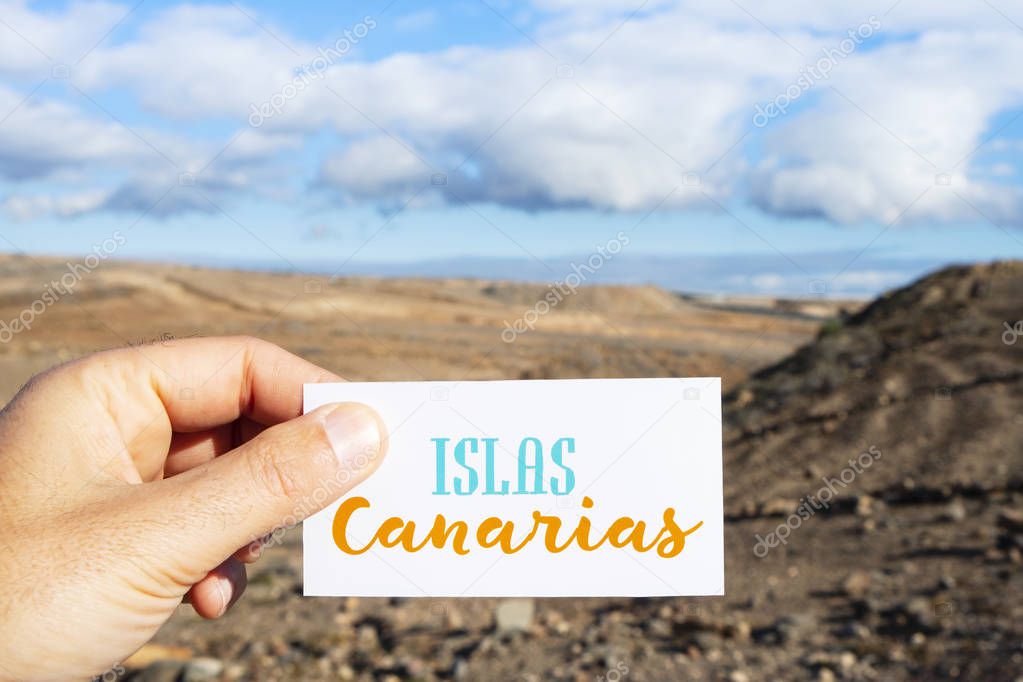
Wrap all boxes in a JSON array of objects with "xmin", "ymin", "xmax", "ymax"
[
  {"xmin": 903, "ymin": 597, "xmax": 938, "ymax": 632},
  {"xmin": 729, "ymin": 671, "xmax": 750, "ymax": 682},
  {"xmin": 356, "ymin": 624, "xmax": 378, "ymax": 648},
  {"xmin": 998, "ymin": 508, "xmax": 1023, "ymax": 534},
  {"xmin": 132, "ymin": 661, "xmax": 185, "ymax": 682},
  {"xmin": 445, "ymin": 607, "xmax": 464, "ymax": 631},
  {"xmin": 182, "ymin": 658, "xmax": 224, "ymax": 682},
  {"xmin": 693, "ymin": 632, "xmax": 719, "ymax": 651},
  {"xmin": 648, "ymin": 618, "xmax": 672, "ymax": 638},
  {"xmin": 855, "ymin": 494, "xmax": 875, "ymax": 516},
  {"xmin": 760, "ymin": 498, "xmax": 792, "ymax": 516},
  {"xmin": 267, "ymin": 636, "xmax": 289, "ymax": 657},
  {"xmin": 838, "ymin": 621, "xmax": 871, "ymax": 639},
  {"xmin": 804, "ymin": 651, "xmax": 834, "ymax": 667},
  {"xmin": 333, "ymin": 611, "xmax": 356, "ymax": 628},
  {"xmin": 542, "ymin": 608, "xmax": 565, "ymax": 628},
  {"xmin": 942, "ymin": 498, "xmax": 967, "ymax": 522},
  {"xmin": 842, "ymin": 570, "xmax": 873, "ymax": 598},
  {"xmin": 124, "ymin": 644, "xmax": 192, "ymax": 669},
  {"xmin": 735, "ymin": 388, "xmax": 754, "ymax": 407},
  {"xmin": 774, "ymin": 614, "xmax": 815, "ymax": 644},
  {"xmin": 223, "ymin": 664, "xmax": 246, "ymax": 681},
  {"xmin": 495, "ymin": 598, "xmax": 535, "ymax": 634},
  {"xmin": 401, "ymin": 656, "xmax": 428, "ymax": 678}
]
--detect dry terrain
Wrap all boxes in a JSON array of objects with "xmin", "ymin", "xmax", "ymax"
[
  {"xmin": 0, "ymin": 254, "xmax": 830, "ymax": 402},
  {"xmin": 1, "ymin": 254, "xmax": 1020, "ymax": 681}
]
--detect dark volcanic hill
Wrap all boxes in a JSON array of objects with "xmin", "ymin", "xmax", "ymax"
[
  {"xmin": 725, "ymin": 260, "xmax": 1023, "ymax": 505},
  {"xmin": 714, "ymin": 261, "xmax": 1023, "ymax": 681}
]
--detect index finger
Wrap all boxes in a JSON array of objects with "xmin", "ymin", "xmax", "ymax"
[{"xmin": 88, "ymin": 335, "xmax": 342, "ymax": 432}]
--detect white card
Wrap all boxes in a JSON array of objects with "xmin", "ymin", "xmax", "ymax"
[{"xmin": 303, "ymin": 378, "xmax": 724, "ymax": 597}]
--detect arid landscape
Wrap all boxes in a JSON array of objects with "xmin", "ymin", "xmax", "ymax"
[
  {"xmin": 0, "ymin": 254, "xmax": 832, "ymax": 400},
  {"xmin": 0, "ymin": 254, "xmax": 1020, "ymax": 681}
]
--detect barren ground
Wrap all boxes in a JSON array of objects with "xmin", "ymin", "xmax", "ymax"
[{"xmin": 2, "ymin": 255, "xmax": 1020, "ymax": 681}]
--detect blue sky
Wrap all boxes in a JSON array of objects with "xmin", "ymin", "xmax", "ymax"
[{"xmin": 1, "ymin": 0, "xmax": 1023, "ymax": 297}]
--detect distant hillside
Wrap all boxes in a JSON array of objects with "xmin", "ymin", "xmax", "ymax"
[{"xmin": 0, "ymin": 254, "xmax": 823, "ymax": 404}]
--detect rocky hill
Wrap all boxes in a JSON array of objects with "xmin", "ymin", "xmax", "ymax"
[
  {"xmin": 727, "ymin": 260, "xmax": 1023, "ymax": 503},
  {"xmin": 709, "ymin": 260, "xmax": 1023, "ymax": 681}
]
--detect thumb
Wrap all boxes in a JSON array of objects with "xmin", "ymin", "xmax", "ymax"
[{"xmin": 149, "ymin": 402, "xmax": 387, "ymax": 576}]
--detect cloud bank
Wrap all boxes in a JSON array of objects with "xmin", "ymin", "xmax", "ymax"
[{"xmin": 1, "ymin": 0, "xmax": 1022, "ymax": 226}]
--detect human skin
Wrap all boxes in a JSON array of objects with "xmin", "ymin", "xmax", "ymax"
[{"xmin": 0, "ymin": 336, "xmax": 388, "ymax": 681}]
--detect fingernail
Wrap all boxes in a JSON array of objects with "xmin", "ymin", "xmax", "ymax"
[
  {"xmin": 324, "ymin": 403, "xmax": 385, "ymax": 477},
  {"xmin": 214, "ymin": 574, "xmax": 231, "ymax": 617}
]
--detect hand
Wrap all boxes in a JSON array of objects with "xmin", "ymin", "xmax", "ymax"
[{"xmin": 0, "ymin": 336, "xmax": 388, "ymax": 681}]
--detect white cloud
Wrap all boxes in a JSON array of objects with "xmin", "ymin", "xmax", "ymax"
[
  {"xmin": 0, "ymin": 81, "xmax": 300, "ymax": 220},
  {"xmin": 0, "ymin": 0, "xmax": 1022, "ymax": 225},
  {"xmin": 533, "ymin": 0, "xmax": 1023, "ymax": 33},
  {"xmin": 0, "ymin": 0, "xmax": 126, "ymax": 76},
  {"xmin": 304, "ymin": 16, "xmax": 796, "ymax": 211},
  {"xmin": 2, "ymin": 188, "xmax": 109, "ymax": 219},
  {"xmin": 320, "ymin": 135, "xmax": 429, "ymax": 202},
  {"xmin": 729, "ymin": 267, "xmax": 911, "ymax": 296},
  {"xmin": 750, "ymin": 29, "xmax": 1023, "ymax": 225},
  {"xmin": 71, "ymin": 4, "xmax": 307, "ymax": 121},
  {"xmin": 0, "ymin": 83, "xmax": 153, "ymax": 179}
]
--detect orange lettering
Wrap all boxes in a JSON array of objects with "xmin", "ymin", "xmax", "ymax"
[{"xmin": 330, "ymin": 496, "xmax": 704, "ymax": 558}]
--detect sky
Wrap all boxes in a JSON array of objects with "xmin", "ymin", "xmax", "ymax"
[{"xmin": 1, "ymin": 0, "xmax": 1023, "ymax": 297}]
